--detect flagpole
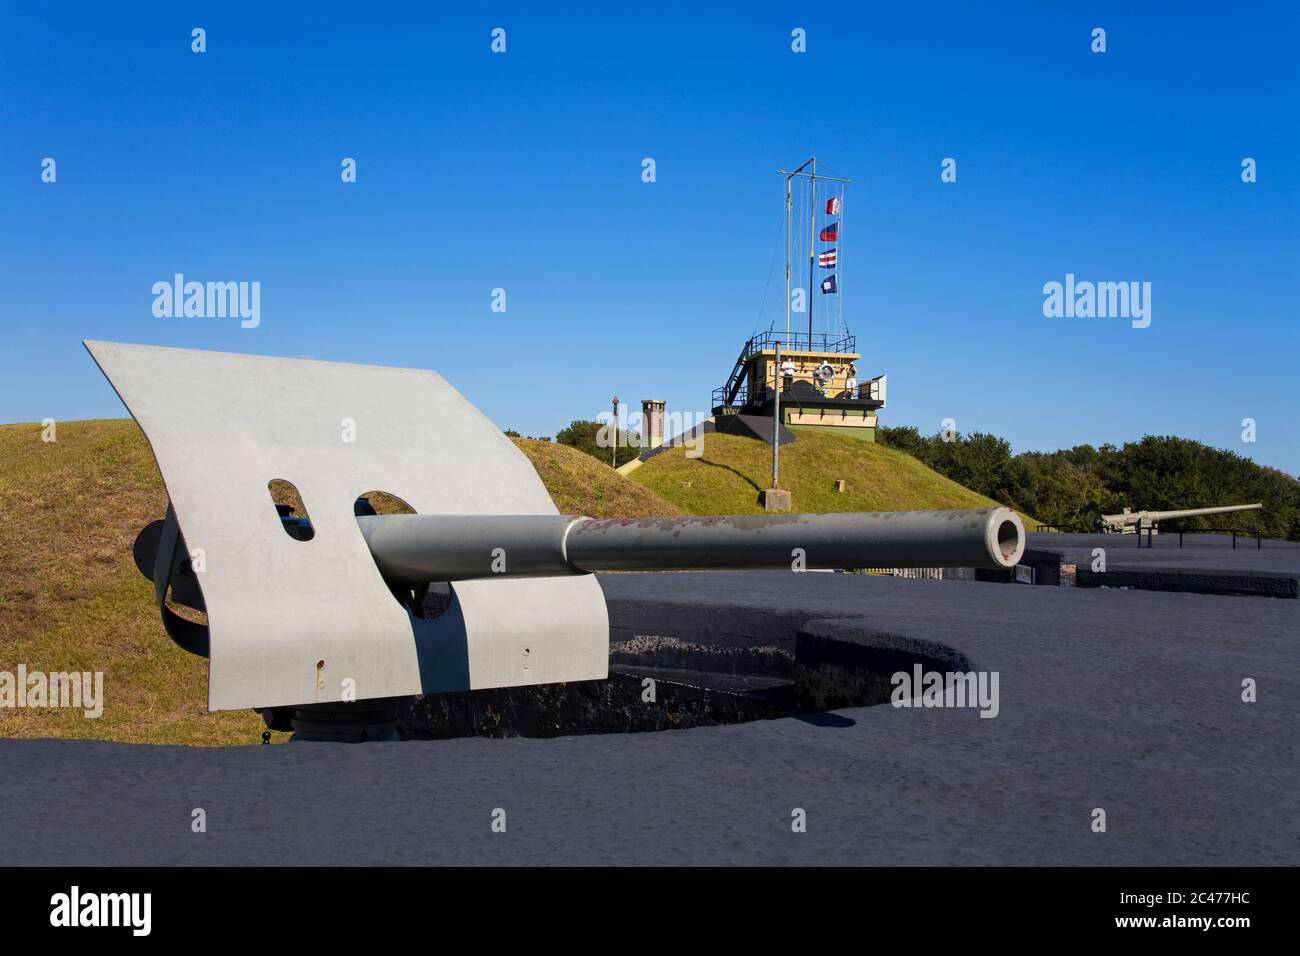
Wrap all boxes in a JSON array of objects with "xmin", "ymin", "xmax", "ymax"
[
  {"xmin": 808, "ymin": 156, "xmax": 816, "ymax": 350},
  {"xmin": 777, "ymin": 159, "xmax": 850, "ymax": 351},
  {"xmin": 785, "ymin": 175, "xmax": 791, "ymax": 343},
  {"xmin": 778, "ymin": 158, "xmax": 848, "ymax": 350}
]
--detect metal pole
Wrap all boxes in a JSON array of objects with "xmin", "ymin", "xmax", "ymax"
[
  {"xmin": 772, "ymin": 340, "xmax": 781, "ymax": 489},
  {"xmin": 785, "ymin": 175, "xmax": 792, "ymax": 342},
  {"xmin": 355, "ymin": 507, "xmax": 1028, "ymax": 583},
  {"xmin": 611, "ymin": 396, "xmax": 619, "ymax": 468},
  {"xmin": 808, "ymin": 157, "xmax": 816, "ymax": 349},
  {"xmin": 776, "ymin": 158, "xmax": 849, "ymax": 350}
]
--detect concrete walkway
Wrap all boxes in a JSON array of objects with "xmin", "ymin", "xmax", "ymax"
[{"xmin": 2, "ymin": 572, "xmax": 1295, "ymax": 865}]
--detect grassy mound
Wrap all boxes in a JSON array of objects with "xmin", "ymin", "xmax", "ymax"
[
  {"xmin": 512, "ymin": 438, "xmax": 685, "ymax": 518},
  {"xmin": 629, "ymin": 427, "xmax": 1033, "ymax": 521}
]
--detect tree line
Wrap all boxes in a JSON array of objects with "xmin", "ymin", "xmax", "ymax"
[{"xmin": 877, "ymin": 426, "xmax": 1300, "ymax": 541}]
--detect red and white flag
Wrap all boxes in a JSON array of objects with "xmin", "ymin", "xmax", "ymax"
[
  {"xmin": 818, "ymin": 248, "xmax": 837, "ymax": 268},
  {"xmin": 825, "ymin": 197, "xmax": 841, "ymax": 215}
]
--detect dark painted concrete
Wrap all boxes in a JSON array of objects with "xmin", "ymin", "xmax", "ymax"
[
  {"xmin": 1029, "ymin": 531, "xmax": 1300, "ymax": 573},
  {"xmin": 1028, "ymin": 532, "xmax": 1300, "ymax": 598},
  {"xmin": 1, "ymin": 571, "xmax": 1296, "ymax": 865}
]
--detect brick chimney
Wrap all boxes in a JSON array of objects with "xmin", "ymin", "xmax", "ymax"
[{"xmin": 641, "ymin": 399, "xmax": 666, "ymax": 450}]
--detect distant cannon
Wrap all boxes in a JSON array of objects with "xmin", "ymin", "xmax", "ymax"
[
  {"xmin": 1099, "ymin": 503, "xmax": 1262, "ymax": 534},
  {"xmin": 86, "ymin": 340, "xmax": 1025, "ymax": 725}
]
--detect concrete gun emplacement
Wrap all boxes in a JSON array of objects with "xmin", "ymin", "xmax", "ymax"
[
  {"xmin": 1099, "ymin": 502, "xmax": 1262, "ymax": 534},
  {"xmin": 87, "ymin": 339, "xmax": 1027, "ymax": 716}
]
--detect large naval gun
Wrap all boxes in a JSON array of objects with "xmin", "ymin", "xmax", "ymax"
[
  {"xmin": 87, "ymin": 341, "xmax": 1024, "ymax": 733},
  {"xmin": 355, "ymin": 510, "xmax": 1023, "ymax": 583},
  {"xmin": 1099, "ymin": 502, "xmax": 1262, "ymax": 534}
]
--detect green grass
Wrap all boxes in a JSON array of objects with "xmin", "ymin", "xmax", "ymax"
[
  {"xmin": 512, "ymin": 438, "xmax": 685, "ymax": 518},
  {"xmin": 0, "ymin": 419, "xmax": 683, "ymax": 746},
  {"xmin": 630, "ymin": 426, "xmax": 1038, "ymax": 524}
]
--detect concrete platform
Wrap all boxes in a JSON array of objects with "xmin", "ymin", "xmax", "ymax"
[
  {"xmin": 1028, "ymin": 532, "xmax": 1300, "ymax": 598},
  {"xmin": 1, "ymin": 571, "xmax": 1295, "ymax": 865}
]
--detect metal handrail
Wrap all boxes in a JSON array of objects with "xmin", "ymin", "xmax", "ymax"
[
  {"xmin": 1176, "ymin": 527, "xmax": 1264, "ymax": 550},
  {"xmin": 713, "ymin": 330, "xmax": 860, "ymax": 410},
  {"xmin": 745, "ymin": 330, "xmax": 856, "ymax": 356},
  {"xmin": 1138, "ymin": 523, "xmax": 1265, "ymax": 549}
]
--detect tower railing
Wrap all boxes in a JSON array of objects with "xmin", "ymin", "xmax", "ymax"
[
  {"xmin": 745, "ymin": 330, "xmax": 856, "ymax": 356},
  {"xmin": 712, "ymin": 331, "xmax": 858, "ymax": 411}
]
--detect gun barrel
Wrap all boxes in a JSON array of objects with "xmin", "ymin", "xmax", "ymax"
[
  {"xmin": 356, "ymin": 507, "xmax": 1026, "ymax": 584},
  {"xmin": 1101, "ymin": 502, "xmax": 1263, "ymax": 529},
  {"xmin": 1142, "ymin": 503, "xmax": 1262, "ymax": 522}
]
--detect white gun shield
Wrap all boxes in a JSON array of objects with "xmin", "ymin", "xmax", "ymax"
[{"xmin": 85, "ymin": 341, "xmax": 609, "ymax": 711}]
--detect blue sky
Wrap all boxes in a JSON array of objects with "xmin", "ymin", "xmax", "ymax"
[{"xmin": 3, "ymin": 2, "xmax": 1297, "ymax": 474}]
